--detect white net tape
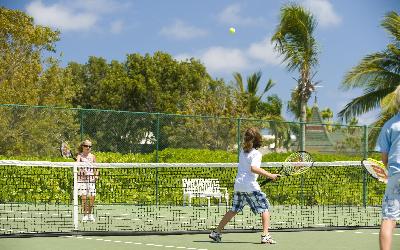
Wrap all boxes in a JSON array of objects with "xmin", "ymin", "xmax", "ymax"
[{"xmin": 0, "ymin": 160, "xmax": 363, "ymax": 168}]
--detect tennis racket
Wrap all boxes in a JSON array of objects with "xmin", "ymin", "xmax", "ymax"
[
  {"xmin": 361, "ymin": 158, "xmax": 388, "ymax": 184},
  {"xmin": 60, "ymin": 141, "xmax": 76, "ymax": 161},
  {"xmin": 260, "ymin": 151, "xmax": 314, "ymax": 186}
]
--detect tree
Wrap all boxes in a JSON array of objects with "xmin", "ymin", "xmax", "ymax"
[
  {"xmin": 67, "ymin": 52, "xmax": 241, "ymax": 152},
  {"xmin": 287, "ymin": 89, "xmax": 313, "ymax": 121},
  {"xmin": 0, "ymin": 8, "xmax": 80, "ymax": 156},
  {"xmin": 271, "ymin": 3, "xmax": 319, "ymax": 150},
  {"xmin": 338, "ymin": 11, "xmax": 400, "ymax": 129},
  {"xmin": 232, "ymin": 71, "xmax": 275, "ymax": 117},
  {"xmin": 162, "ymin": 79, "xmax": 247, "ymax": 151},
  {"xmin": 259, "ymin": 95, "xmax": 291, "ymax": 151},
  {"xmin": 321, "ymin": 108, "xmax": 333, "ymax": 123},
  {"xmin": 0, "ymin": 7, "xmax": 60, "ymax": 104}
]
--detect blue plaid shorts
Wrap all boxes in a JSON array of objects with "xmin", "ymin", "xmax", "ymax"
[
  {"xmin": 231, "ymin": 191, "xmax": 270, "ymax": 214},
  {"xmin": 382, "ymin": 175, "xmax": 400, "ymax": 221}
]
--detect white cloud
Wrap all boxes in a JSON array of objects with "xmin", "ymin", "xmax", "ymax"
[
  {"xmin": 25, "ymin": 0, "xmax": 126, "ymax": 32},
  {"xmin": 160, "ymin": 20, "xmax": 207, "ymax": 40},
  {"xmin": 247, "ymin": 37, "xmax": 281, "ymax": 65},
  {"xmin": 72, "ymin": 0, "xmax": 124, "ymax": 13},
  {"xmin": 357, "ymin": 110, "xmax": 379, "ymax": 125},
  {"xmin": 110, "ymin": 20, "xmax": 124, "ymax": 34},
  {"xmin": 176, "ymin": 47, "xmax": 248, "ymax": 73},
  {"xmin": 26, "ymin": 1, "xmax": 97, "ymax": 31},
  {"xmin": 303, "ymin": 0, "xmax": 341, "ymax": 27},
  {"xmin": 175, "ymin": 36, "xmax": 282, "ymax": 74},
  {"xmin": 218, "ymin": 3, "xmax": 264, "ymax": 26},
  {"xmin": 200, "ymin": 47, "xmax": 249, "ymax": 72}
]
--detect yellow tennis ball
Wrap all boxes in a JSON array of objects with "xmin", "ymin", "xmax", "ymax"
[{"xmin": 229, "ymin": 27, "xmax": 235, "ymax": 34}]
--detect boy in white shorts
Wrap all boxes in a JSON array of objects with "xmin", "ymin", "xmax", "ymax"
[{"xmin": 209, "ymin": 127, "xmax": 280, "ymax": 244}]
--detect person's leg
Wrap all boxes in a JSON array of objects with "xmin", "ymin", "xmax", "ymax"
[
  {"xmin": 247, "ymin": 191, "xmax": 276, "ymax": 244},
  {"xmin": 261, "ymin": 211, "xmax": 270, "ymax": 235},
  {"xmin": 209, "ymin": 192, "xmax": 243, "ymax": 242},
  {"xmin": 81, "ymin": 195, "xmax": 88, "ymax": 215},
  {"xmin": 215, "ymin": 211, "xmax": 238, "ymax": 232},
  {"xmin": 209, "ymin": 210, "xmax": 238, "ymax": 242},
  {"xmin": 379, "ymin": 219, "xmax": 396, "ymax": 250},
  {"xmin": 260, "ymin": 211, "xmax": 276, "ymax": 244},
  {"xmin": 88, "ymin": 195, "xmax": 95, "ymax": 214}
]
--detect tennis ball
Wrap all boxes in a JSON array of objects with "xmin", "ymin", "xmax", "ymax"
[{"xmin": 229, "ymin": 27, "xmax": 235, "ymax": 34}]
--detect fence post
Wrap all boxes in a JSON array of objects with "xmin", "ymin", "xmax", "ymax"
[
  {"xmin": 237, "ymin": 118, "xmax": 241, "ymax": 162},
  {"xmin": 79, "ymin": 109, "xmax": 84, "ymax": 141},
  {"xmin": 362, "ymin": 125, "xmax": 368, "ymax": 207},
  {"xmin": 155, "ymin": 113, "xmax": 160, "ymax": 206}
]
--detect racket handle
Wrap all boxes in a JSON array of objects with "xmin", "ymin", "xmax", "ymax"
[
  {"xmin": 260, "ymin": 178, "xmax": 273, "ymax": 186},
  {"xmin": 71, "ymin": 152, "xmax": 77, "ymax": 161}
]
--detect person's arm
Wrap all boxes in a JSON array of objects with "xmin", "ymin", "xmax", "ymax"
[
  {"xmin": 93, "ymin": 155, "xmax": 99, "ymax": 180},
  {"xmin": 76, "ymin": 154, "xmax": 85, "ymax": 178},
  {"xmin": 381, "ymin": 152, "xmax": 388, "ymax": 167},
  {"xmin": 251, "ymin": 166, "xmax": 279, "ymax": 180}
]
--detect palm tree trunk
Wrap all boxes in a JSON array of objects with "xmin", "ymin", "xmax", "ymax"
[
  {"xmin": 300, "ymin": 98, "xmax": 306, "ymax": 151},
  {"xmin": 299, "ymin": 69, "xmax": 309, "ymax": 151}
]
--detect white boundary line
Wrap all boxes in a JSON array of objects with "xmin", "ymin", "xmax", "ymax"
[
  {"xmin": 62, "ymin": 231, "xmax": 400, "ymax": 249},
  {"xmin": 65, "ymin": 236, "xmax": 208, "ymax": 250}
]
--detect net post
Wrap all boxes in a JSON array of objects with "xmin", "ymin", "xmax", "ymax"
[
  {"xmin": 362, "ymin": 125, "xmax": 369, "ymax": 207},
  {"xmin": 73, "ymin": 164, "xmax": 79, "ymax": 231}
]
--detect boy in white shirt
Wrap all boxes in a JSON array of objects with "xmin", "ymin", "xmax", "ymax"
[{"xmin": 209, "ymin": 127, "xmax": 279, "ymax": 244}]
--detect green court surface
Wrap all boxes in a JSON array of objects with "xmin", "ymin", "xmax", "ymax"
[
  {"xmin": 0, "ymin": 203, "xmax": 382, "ymax": 234},
  {"xmin": 1, "ymin": 229, "xmax": 399, "ymax": 250}
]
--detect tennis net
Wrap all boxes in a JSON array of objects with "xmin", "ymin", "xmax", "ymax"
[{"xmin": 0, "ymin": 160, "xmax": 385, "ymax": 236}]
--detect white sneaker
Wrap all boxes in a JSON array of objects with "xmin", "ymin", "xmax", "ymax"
[
  {"xmin": 89, "ymin": 214, "xmax": 95, "ymax": 222},
  {"xmin": 82, "ymin": 215, "xmax": 88, "ymax": 223},
  {"xmin": 261, "ymin": 234, "xmax": 277, "ymax": 244},
  {"xmin": 209, "ymin": 230, "xmax": 222, "ymax": 242}
]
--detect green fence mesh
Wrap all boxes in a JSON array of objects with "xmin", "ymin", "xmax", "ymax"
[{"xmin": 0, "ymin": 104, "xmax": 379, "ymax": 159}]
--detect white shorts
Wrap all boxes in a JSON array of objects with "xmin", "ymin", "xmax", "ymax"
[{"xmin": 77, "ymin": 182, "xmax": 96, "ymax": 196}]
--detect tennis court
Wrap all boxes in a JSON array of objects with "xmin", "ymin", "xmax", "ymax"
[{"xmin": 1, "ymin": 229, "xmax": 399, "ymax": 250}]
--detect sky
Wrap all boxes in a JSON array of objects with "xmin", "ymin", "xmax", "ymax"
[{"xmin": 2, "ymin": 0, "xmax": 400, "ymax": 124}]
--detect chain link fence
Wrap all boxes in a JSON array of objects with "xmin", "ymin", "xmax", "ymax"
[{"xmin": 0, "ymin": 104, "xmax": 380, "ymax": 159}]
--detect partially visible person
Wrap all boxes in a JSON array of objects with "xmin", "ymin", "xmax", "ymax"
[
  {"xmin": 376, "ymin": 85, "xmax": 400, "ymax": 250},
  {"xmin": 76, "ymin": 140, "xmax": 98, "ymax": 223}
]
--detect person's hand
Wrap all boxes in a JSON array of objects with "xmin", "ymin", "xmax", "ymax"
[{"xmin": 269, "ymin": 173, "xmax": 281, "ymax": 181}]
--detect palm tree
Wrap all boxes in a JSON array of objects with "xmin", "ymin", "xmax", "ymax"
[
  {"xmin": 232, "ymin": 71, "xmax": 275, "ymax": 116},
  {"xmin": 261, "ymin": 95, "xmax": 291, "ymax": 151},
  {"xmin": 338, "ymin": 11, "xmax": 400, "ymax": 148},
  {"xmin": 338, "ymin": 11, "xmax": 400, "ymax": 129},
  {"xmin": 271, "ymin": 3, "xmax": 319, "ymax": 150},
  {"xmin": 321, "ymin": 108, "xmax": 333, "ymax": 123}
]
